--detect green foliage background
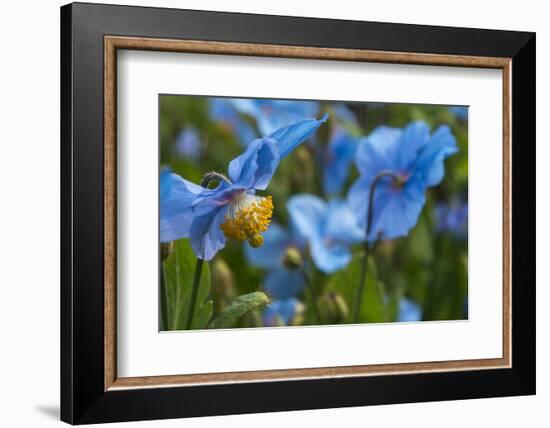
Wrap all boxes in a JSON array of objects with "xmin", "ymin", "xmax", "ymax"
[{"xmin": 159, "ymin": 96, "xmax": 468, "ymax": 330}]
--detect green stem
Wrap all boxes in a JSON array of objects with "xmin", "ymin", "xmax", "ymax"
[
  {"xmin": 352, "ymin": 170, "xmax": 400, "ymax": 323},
  {"xmin": 302, "ymin": 268, "xmax": 321, "ymax": 324},
  {"xmin": 160, "ymin": 267, "xmax": 169, "ymax": 330},
  {"xmin": 186, "ymin": 259, "xmax": 204, "ymax": 330},
  {"xmin": 352, "ymin": 246, "xmax": 370, "ymax": 323}
]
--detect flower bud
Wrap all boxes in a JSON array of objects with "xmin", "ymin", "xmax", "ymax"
[
  {"xmin": 292, "ymin": 146, "xmax": 314, "ymax": 185},
  {"xmin": 282, "ymin": 247, "xmax": 303, "ymax": 270},
  {"xmin": 160, "ymin": 242, "xmax": 174, "ymax": 261},
  {"xmin": 318, "ymin": 292, "xmax": 349, "ymax": 324},
  {"xmin": 211, "ymin": 259, "xmax": 236, "ymax": 313}
]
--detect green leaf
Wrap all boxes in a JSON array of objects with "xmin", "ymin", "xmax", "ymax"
[
  {"xmin": 327, "ymin": 255, "xmax": 385, "ymax": 323},
  {"xmin": 209, "ymin": 291, "xmax": 270, "ymax": 329},
  {"xmin": 162, "ymin": 239, "xmax": 213, "ymax": 330}
]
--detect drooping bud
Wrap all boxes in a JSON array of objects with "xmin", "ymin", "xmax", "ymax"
[
  {"xmin": 292, "ymin": 146, "xmax": 314, "ymax": 186},
  {"xmin": 318, "ymin": 292, "xmax": 349, "ymax": 324},
  {"xmin": 291, "ymin": 300, "xmax": 306, "ymax": 326},
  {"xmin": 211, "ymin": 258, "xmax": 236, "ymax": 314},
  {"xmin": 160, "ymin": 242, "xmax": 174, "ymax": 261},
  {"xmin": 282, "ymin": 246, "xmax": 303, "ymax": 270}
]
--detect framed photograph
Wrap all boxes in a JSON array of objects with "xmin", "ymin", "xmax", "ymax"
[{"xmin": 60, "ymin": 2, "xmax": 535, "ymax": 424}]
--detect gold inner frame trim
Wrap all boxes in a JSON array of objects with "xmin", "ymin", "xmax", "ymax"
[{"xmin": 104, "ymin": 35, "xmax": 512, "ymax": 391}]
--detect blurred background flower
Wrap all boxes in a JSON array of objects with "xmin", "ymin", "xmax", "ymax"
[
  {"xmin": 227, "ymin": 98, "xmax": 320, "ymax": 136},
  {"xmin": 397, "ymin": 297, "xmax": 422, "ymax": 322},
  {"xmin": 263, "ymin": 298, "xmax": 305, "ymax": 327},
  {"xmin": 434, "ymin": 199, "xmax": 468, "ymax": 238},
  {"xmin": 174, "ymin": 126, "xmax": 202, "ymax": 161},
  {"xmin": 244, "ymin": 223, "xmax": 306, "ymax": 299},
  {"xmin": 347, "ymin": 121, "xmax": 458, "ymax": 243},
  {"xmin": 448, "ymin": 106, "xmax": 468, "ymax": 121},
  {"xmin": 288, "ymin": 195, "xmax": 364, "ymax": 273},
  {"xmin": 323, "ymin": 126, "xmax": 359, "ymax": 196},
  {"xmin": 209, "ymin": 98, "xmax": 258, "ymax": 146}
]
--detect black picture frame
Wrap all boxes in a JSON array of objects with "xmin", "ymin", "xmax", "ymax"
[{"xmin": 61, "ymin": 2, "xmax": 535, "ymax": 424}]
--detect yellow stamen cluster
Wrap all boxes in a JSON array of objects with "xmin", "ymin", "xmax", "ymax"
[{"xmin": 220, "ymin": 195, "xmax": 273, "ymax": 247}]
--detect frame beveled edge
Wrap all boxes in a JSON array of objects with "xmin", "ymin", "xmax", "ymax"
[{"xmin": 103, "ymin": 35, "xmax": 513, "ymax": 391}]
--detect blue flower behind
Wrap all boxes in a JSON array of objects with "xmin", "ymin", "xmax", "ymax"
[
  {"xmin": 245, "ymin": 222, "xmax": 305, "ymax": 299},
  {"xmin": 228, "ymin": 99, "xmax": 320, "ymax": 136},
  {"xmin": 448, "ymin": 106, "xmax": 468, "ymax": 121},
  {"xmin": 347, "ymin": 121, "xmax": 458, "ymax": 243},
  {"xmin": 287, "ymin": 194, "xmax": 364, "ymax": 273},
  {"xmin": 263, "ymin": 298, "xmax": 304, "ymax": 326},
  {"xmin": 323, "ymin": 126, "xmax": 359, "ymax": 196},
  {"xmin": 160, "ymin": 114, "xmax": 328, "ymax": 260},
  {"xmin": 174, "ymin": 126, "xmax": 201, "ymax": 160},
  {"xmin": 209, "ymin": 98, "xmax": 258, "ymax": 146},
  {"xmin": 397, "ymin": 297, "xmax": 422, "ymax": 322},
  {"xmin": 434, "ymin": 200, "xmax": 468, "ymax": 238}
]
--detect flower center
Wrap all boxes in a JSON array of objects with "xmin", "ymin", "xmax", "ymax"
[
  {"xmin": 220, "ymin": 193, "xmax": 273, "ymax": 247},
  {"xmin": 390, "ymin": 173, "xmax": 409, "ymax": 191}
]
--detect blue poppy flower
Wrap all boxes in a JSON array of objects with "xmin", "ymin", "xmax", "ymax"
[
  {"xmin": 228, "ymin": 99, "xmax": 320, "ymax": 136},
  {"xmin": 287, "ymin": 194, "xmax": 364, "ymax": 273},
  {"xmin": 323, "ymin": 126, "xmax": 359, "ymax": 195},
  {"xmin": 434, "ymin": 200, "xmax": 468, "ymax": 238},
  {"xmin": 397, "ymin": 297, "xmax": 422, "ymax": 322},
  {"xmin": 174, "ymin": 126, "xmax": 201, "ymax": 160},
  {"xmin": 263, "ymin": 297, "xmax": 304, "ymax": 326},
  {"xmin": 244, "ymin": 222, "xmax": 305, "ymax": 299},
  {"xmin": 347, "ymin": 121, "xmax": 458, "ymax": 243},
  {"xmin": 160, "ymin": 115, "xmax": 328, "ymax": 260},
  {"xmin": 448, "ymin": 106, "xmax": 468, "ymax": 120},
  {"xmin": 209, "ymin": 98, "xmax": 258, "ymax": 146}
]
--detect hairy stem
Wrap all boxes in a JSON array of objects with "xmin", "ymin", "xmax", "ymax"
[{"xmin": 200, "ymin": 171, "xmax": 231, "ymax": 187}]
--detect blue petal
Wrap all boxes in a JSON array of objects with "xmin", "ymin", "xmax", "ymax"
[
  {"xmin": 310, "ymin": 237, "xmax": 352, "ymax": 274},
  {"xmin": 355, "ymin": 126, "xmax": 402, "ymax": 175},
  {"xmin": 160, "ymin": 168, "xmax": 172, "ymax": 200},
  {"xmin": 414, "ymin": 125, "xmax": 458, "ymax": 187},
  {"xmin": 160, "ymin": 171, "xmax": 204, "ymax": 243},
  {"xmin": 268, "ymin": 114, "xmax": 328, "ymax": 159},
  {"xmin": 395, "ymin": 121, "xmax": 430, "ymax": 170},
  {"xmin": 323, "ymin": 127, "xmax": 358, "ymax": 195},
  {"xmin": 263, "ymin": 269, "xmax": 305, "ymax": 299},
  {"xmin": 287, "ymin": 194, "xmax": 327, "ymax": 243},
  {"xmin": 227, "ymin": 138, "xmax": 280, "ymax": 190},
  {"xmin": 324, "ymin": 199, "xmax": 364, "ymax": 243},
  {"xmin": 367, "ymin": 174, "xmax": 427, "ymax": 242},
  {"xmin": 244, "ymin": 223, "xmax": 291, "ymax": 270},
  {"xmin": 189, "ymin": 205, "xmax": 228, "ymax": 260},
  {"xmin": 346, "ymin": 174, "xmax": 371, "ymax": 232},
  {"xmin": 397, "ymin": 298, "xmax": 422, "ymax": 322},
  {"xmin": 191, "ymin": 181, "xmax": 245, "ymax": 208},
  {"xmin": 263, "ymin": 298, "xmax": 301, "ymax": 326}
]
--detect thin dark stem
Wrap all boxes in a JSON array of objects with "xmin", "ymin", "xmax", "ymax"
[
  {"xmin": 302, "ymin": 268, "xmax": 321, "ymax": 324},
  {"xmin": 352, "ymin": 170, "xmax": 401, "ymax": 323},
  {"xmin": 186, "ymin": 259, "xmax": 204, "ymax": 330}
]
